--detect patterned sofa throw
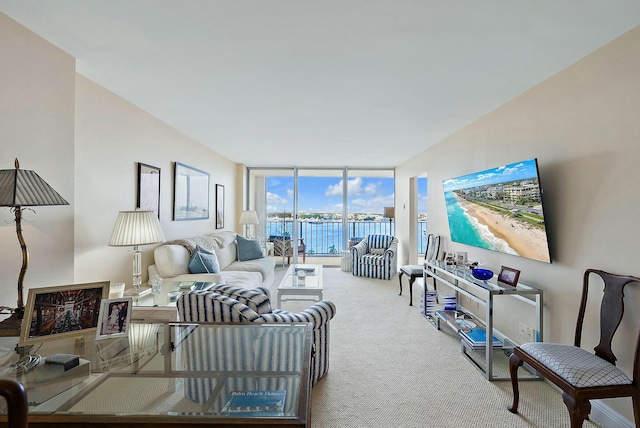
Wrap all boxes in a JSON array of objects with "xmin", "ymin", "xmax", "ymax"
[{"xmin": 350, "ymin": 234, "xmax": 399, "ymax": 280}]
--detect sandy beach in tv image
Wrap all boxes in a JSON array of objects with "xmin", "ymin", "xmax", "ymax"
[{"xmin": 443, "ymin": 159, "xmax": 551, "ymax": 263}]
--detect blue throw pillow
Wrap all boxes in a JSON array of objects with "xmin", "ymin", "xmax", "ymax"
[
  {"xmin": 237, "ymin": 235, "xmax": 264, "ymax": 261},
  {"xmin": 188, "ymin": 245, "xmax": 221, "ymax": 274}
]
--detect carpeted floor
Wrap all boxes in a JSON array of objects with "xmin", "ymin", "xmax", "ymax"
[{"xmin": 272, "ymin": 266, "xmax": 601, "ymax": 428}]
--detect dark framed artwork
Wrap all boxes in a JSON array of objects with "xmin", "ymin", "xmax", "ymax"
[
  {"xmin": 216, "ymin": 184, "xmax": 225, "ymax": 229},
  {"xmin": 137, "ymin": 163, "xmax": 161, "ymax": 218},
  {"xmin": 173, "ymin": 162, "xmax": 210, "ymax": 221},
  {"xmin": 498, "ymin": 266, "xmax": 521, "ymax": 287}
]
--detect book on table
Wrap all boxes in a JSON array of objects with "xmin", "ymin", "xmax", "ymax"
[
  {"xmin": 459, "ymin": 327, "xmax": 502, "ymax": 349},
  {"xmin": 221, "ymin": 390, "xmax": 286, "ymax": 416}
]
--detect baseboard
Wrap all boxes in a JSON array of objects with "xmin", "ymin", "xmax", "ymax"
[{"xmin": 591, "ymin": 400, "xmax": 634, "ymax": 428}]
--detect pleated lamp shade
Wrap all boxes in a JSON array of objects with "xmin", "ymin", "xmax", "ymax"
[
  {"xmin": 0, "ymin": 159, "xmax": 68, "ymax": 207},
  {"xmin": 109, "ymin": 210, "xmax": 165, "ymax": 246}
]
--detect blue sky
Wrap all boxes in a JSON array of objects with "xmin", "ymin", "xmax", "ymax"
[
  {"xmin": 266, "ymin": 176, "xmax": 427, "ymax": 214},
  {"xmin": 442, "ymin": 159, "xmax": 539, "ymax": 192}
]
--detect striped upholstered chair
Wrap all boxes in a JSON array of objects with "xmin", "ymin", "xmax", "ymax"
[
  {"xmin": 177, "ymin": 284, "xmax": 336, "ymax": 386},
  {"xmin": 350, "ymin": 234, "xmax": 398, "ymax": 280}
]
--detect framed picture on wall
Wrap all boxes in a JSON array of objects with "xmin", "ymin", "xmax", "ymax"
[
  {"xmin": 216, "ymin": 184, "xmax": 225, "ymax": 229},
  {"xmin": 173, "ymin": 162, "xmax": 210, "ymax": 221},
  {"xmin": 137, "ymin": 162, "xmax": 161, "ymax": 218}
]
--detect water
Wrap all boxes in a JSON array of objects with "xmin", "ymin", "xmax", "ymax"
[
  {"xmin": 265, "ymin": 220, "xmax": 428, "ymax": 254},
  {"xmin": 444, "ymin": 191, "xmax": 515, "ymax": 255}
]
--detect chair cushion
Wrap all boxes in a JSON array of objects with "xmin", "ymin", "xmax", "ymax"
[
  {"xmin": 236, "ymin": 235, "xmax": 264, "ymax": 261},
  {"xmin": 519, "ymin": 343, "xmax": 632, "ymax": 387},
  {"xmin": 400, "ymin": 264, "xmax": 422, "ymax": 275},
  {"xmin": 361, "ymin": 254, "xmax": 385, "ymax": 266},
  {"xmin": 188, "ymin": 245, "xmax": 221, "ymax": 274}
]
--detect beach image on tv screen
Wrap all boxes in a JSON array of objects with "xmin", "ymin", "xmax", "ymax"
[{"xmin": 442, "ymin": 159, "xmax": 551, "ymax": 263}]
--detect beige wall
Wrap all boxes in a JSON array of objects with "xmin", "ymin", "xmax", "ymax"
[
  {"xmin": 0, "ymin": 13, "xmax": 75, "ymax": 306},
  {"xmin": 74, "ymin": 75, "xmax": 238, "ymax": 285},
  {"xmin": 0, "ymin": 13, "xmax": 238, "ymax": 309},
  {"xmin": 396, "ymin": 25, "xmax": 640, "ymax": 422}
]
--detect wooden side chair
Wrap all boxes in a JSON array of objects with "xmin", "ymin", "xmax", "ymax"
[
  {"xmin": 398, "ymin": 233, "xmax": 440, "ymax": 306},
  {"xmin": 508, "ymin": 269, "xmax": 640, "ymax": 427},
  {"xmin": 0, "ymin": 379, "xmax": 28, "ymax": 428}
]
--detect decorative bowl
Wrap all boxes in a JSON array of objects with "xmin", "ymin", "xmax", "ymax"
[{"xmin": 471, "ymin": 268, "xmax": 493, "ymax": 281}]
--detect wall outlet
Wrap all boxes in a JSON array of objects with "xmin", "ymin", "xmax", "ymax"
[
  {"xmin": 525, "ymin": 326, "xmax": 535, "ymax": 342},
  {"xmin": 519, "ymin": 323, "xmax": 527, "ymax": 339}
]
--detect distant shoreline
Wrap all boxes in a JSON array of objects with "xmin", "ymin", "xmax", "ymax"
[{"xmin": 457, "ymin": 197, "xmax": 550, "ymax": 263}]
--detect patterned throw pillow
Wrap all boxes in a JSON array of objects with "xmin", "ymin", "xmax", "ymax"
[
  {"xmin": 236, "ymin": 235, "xmax": 265, "ymax": 261},
  {"xmin": 370, "ymin": 248, "xmax": 386, "ymax": 255},
  {"xmin": 188, "ymin": 245, "xmax": 221, "ymax": 273}
]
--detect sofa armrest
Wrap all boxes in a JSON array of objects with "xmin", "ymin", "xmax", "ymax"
[
  {"xmin": 177, "ymin": 291, "xmax": 262, "ymax": 323},
  {"xmin": 384, "ymin": 238, "xmax": 398, "ymax": 259},
  {"xmin": 263, "ymin": 300, "xmax": 336, "ymax": 330},
  {"xmin": 350, "ymin": 241, "xmax": 368, "ymax": 258},
  {"xmin": 148, "ymin": 264, "xmax": 161, "ymax": 280}
]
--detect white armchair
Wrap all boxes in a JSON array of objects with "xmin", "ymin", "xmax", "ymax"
[{"xmin": 350, "ymin": 234, "xmax": 398, "ymax": 280}]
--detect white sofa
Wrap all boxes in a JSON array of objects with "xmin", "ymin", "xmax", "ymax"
[{"xmin": 148, "ymin": 231, "xmax": 276, "ymax": 289}]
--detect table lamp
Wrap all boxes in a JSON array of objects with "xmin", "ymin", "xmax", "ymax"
[
  {"xmin": 0, "ymin": 159, "xmax": 69, "ymax": 337},
  {"xmin": 239, "ymin": 210, "xmax": 259, "ymax": 238},
  {"xmin": 109, "ymin": 210, "xmax": 165, "ymax": 293}
]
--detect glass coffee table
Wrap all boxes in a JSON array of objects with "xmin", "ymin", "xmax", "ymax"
[
  {"xmin": 128, "ymin": 280, "xmax": 216, "ymax": 322},
  {"xmin": 0, "ymin": 322, "xmax": 313, "ymax": 427},
  {"xmin": 276, "ymin": 264, "xmax": 324, "ymax": 307}
]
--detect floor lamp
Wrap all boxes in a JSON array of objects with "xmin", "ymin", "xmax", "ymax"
[
  {"xmin": 383, "ymin": 206, "xmax": 395, "ymax": 235},
  {"xmin": 0, "ymin": 159, "xmax": 69, "ymax": 337},
  {"xmin": 239, "ymin": 210, "xmax": 259, "ymax": 238},
  {"xmin": 109, "ymin": 210, "xmax": 165, "ymax": 294}
]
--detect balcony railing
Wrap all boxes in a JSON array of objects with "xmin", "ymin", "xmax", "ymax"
[{"xmin": 266, "ymin": 220, "xmax": 428, "ymax": 255}]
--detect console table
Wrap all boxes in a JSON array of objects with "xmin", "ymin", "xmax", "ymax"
[
  {"xmin": 423, "ymin": 260, "xmax": 543, "ymax": 381},
  {"xmin": 0, "ymin": 322, "xmax": 313, "ymax": 427}
]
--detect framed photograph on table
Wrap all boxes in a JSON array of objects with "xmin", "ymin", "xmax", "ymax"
[
  {"xmin": 96, "ymin": 297, "xmax": 133, "ymax": 340},
  {"xmin": 20, "ymin": 281, "xmax": 109, "ymax": 346},
  {"xmin": 173, "ymin": 162, "xmax": 210, "ymax": 221},
  {"xmin": 498, "ymin": 266, "xmax": 521, "ymax": 287},
  {"xmin": 216, "ymin": 184, "xmax": 225, "ymax": 229},
  {"xmin": 137, "ymin": 162, "xmax": 161, "ymax": 218}
]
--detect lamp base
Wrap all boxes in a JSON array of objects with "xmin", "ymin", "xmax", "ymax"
[{"xmin": 0, "ymin": 310, "xmax": 23, "ymax": 337}]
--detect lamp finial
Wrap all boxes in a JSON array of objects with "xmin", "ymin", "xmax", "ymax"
[{"xmin": 14, "ymin": 158, "xmax": 19, "ymax": 169}]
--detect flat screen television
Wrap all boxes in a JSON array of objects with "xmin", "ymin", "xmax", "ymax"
[{"xmin": 442, "ymin": 158, "xmax": 551, "ymax": 263}]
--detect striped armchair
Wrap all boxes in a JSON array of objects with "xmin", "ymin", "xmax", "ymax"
[
  {"xmin": 177, "ymin": 285, "xmax": 336, "ymax": 385},
  {"xmin": 350, "ymin": 235, "xmax": 398, "ymax": 280}
]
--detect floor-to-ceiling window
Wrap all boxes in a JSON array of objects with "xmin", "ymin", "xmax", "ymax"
[{"xmin": 247, "ymin": 167, "xmax": 395, "ymax": 265}]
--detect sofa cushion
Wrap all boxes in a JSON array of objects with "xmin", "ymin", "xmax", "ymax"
[
  {"xmin": 188, "ymin": 245, "xmax": 221, "ymax": 274},
  {"xmin": 236, "ymin": 236, "xmax": 264, "ymax": 261},
  {"xmin": 154, "ymin": 245, "xmax": 191, "ymax": 278},
  {"xmin": 213, "ymin": 241, "xmax": 237, "ymax": 270}
]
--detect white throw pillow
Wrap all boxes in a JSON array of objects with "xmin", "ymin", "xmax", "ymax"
[{"xmin": 154, "ymin": 245, "xmax": 190, "ymax": 278}]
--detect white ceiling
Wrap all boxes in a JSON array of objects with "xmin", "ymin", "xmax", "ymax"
[{"xmin": 2, "ymin": 1, "xmax": 639, "ymax": 168}]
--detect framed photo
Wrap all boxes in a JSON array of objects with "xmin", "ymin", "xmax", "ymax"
[
  {"xmin": 455, "ymin": 251, "xmax": 467, "ymax": 266},
  {"xmin": 444, "ymin": 251, "xmax": 455, "ymax": 265},
  {"xmin": 216, "ymin": 184, "xmax": 225, "ymax": 229},
  {"xmin": 20, "ymin": 281, "xmax": 109, "ymax": 345},
  {"xmin": 137, "ymin": 162, "xmax": 161, "ymax": 218},
  {"xmin": 173, "ymin": 162, "xmax": 210, "ymax": 221},
  {"xmin": 96, "ymin": 297, "xmax": 133, "ymax": 340},
  {"xmin": 498, "ymin": 266, "xmax": 521, "ymax": 287}
]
